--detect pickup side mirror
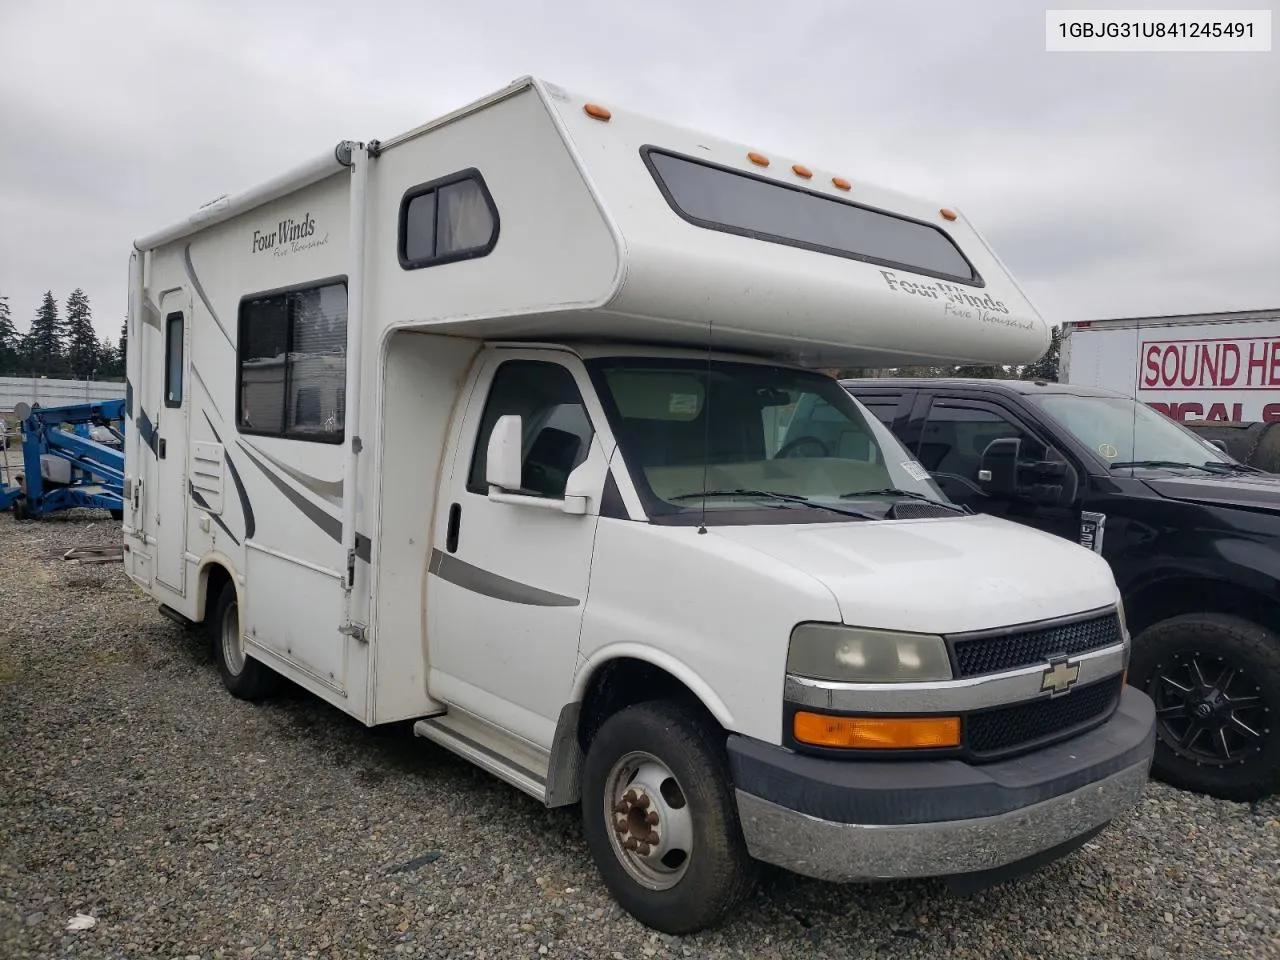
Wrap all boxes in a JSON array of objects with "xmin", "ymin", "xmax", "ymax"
[
  {"xmin": 978, "ymin": 437, "xmax": 1021, "ymax": 498},
  {"xmin": 486, "ymin": 414, "xmax": 524, "ymax": 492},
  {"xmin": 1207, "ymin": 439, "xmax": 1228, "ymax": 453},
  {"xmin": 979, "ymin": 437, "xmax": 1078, "ymax": 507}
]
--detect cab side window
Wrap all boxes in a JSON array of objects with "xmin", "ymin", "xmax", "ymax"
[
  {"xmin": 466, "ymin": 361, "xmax": 595, "ymax": 499},
  {"xmin": 918, "ymin": 401, "xmax": 1047, "ymax": 484}
]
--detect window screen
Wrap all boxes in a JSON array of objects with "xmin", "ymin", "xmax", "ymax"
[
  {"xmin": 164, "ymin": 312, "xmax": 184, "ymax": 408},
  {"xmin": 399, "ymin": 169, "xmax": 499, "ymax": 270},
  {"xmin": 237, "ymin": 280, "xmax": 347, "ymax": 443},
  {"xmin": 644, "ymin": 149, "xmax": 978, "ymax": 284}
]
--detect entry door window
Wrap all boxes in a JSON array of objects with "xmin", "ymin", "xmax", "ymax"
[
  {"xmin": 164, "ymin": 312, "xmax": 184, "ymax": 408},
  {"xmin": 466, "ymin": 361, "xmax": 595, "ymax": 499}
]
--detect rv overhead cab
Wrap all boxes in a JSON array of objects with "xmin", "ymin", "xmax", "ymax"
[{"xmin": 124, "ymin": 76, "xmax": 1156, "ymax": 934}]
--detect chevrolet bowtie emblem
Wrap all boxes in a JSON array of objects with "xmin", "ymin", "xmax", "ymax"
[{"xmin": 1041, "ymin": 658, "xmax": 1080, "ymax": 696}]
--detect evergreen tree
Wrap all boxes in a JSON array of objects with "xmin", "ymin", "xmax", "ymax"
[
  {"xmin": 1022, "ymin": 326, "xmax": 1061, "ymax": 382},
  {"xmin": 118, "ymin": 316, "xmax": 128, "ymax": 371},
  {"xmin": 24, "ymin": 291, "xmax": 65, "ymax": 377},
  {"xmin": 64, "ymin": 287, "xmax": 99, "ymax": 378},
  {"xmin": 0, "ymin": 295, "xmax": 19, "ymax": 375}
]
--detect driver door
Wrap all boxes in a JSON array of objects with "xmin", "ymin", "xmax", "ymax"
[
  {"xmin": 912, "ymin": 395, "xmax": 1079, "ymax": 543},
  {"xmin": 427, "ymin": 353, "xmax": 610, "ymax": 748}
]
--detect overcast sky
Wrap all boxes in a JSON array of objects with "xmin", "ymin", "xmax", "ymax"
[{"xmin": 1, "ymin": 0, "xmax": 1276, "ymax": 342}]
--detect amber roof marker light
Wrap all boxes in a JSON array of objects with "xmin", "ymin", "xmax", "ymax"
[
  {"xmin": 583, "ymin": 103, "xmax": 612, "ymax": 121},
  {"xmin": 832, "ymin": 177, "xmax": 852, "ymax": 191},
  {"xmin": 747, "ymin": 151, "xmax": 770, "ymax": 167},
  {"xmin": 940, "ymin": 208, "xmax": 958, "ymax": 221},
  {"xmin": 792, "ymin": 164, "xmax": 813, "ymax": 179}
]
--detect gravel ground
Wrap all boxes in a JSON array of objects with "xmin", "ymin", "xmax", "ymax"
[{"xmin": 1, "ymin": 511, "xmax": 1278, "ymax": 960}]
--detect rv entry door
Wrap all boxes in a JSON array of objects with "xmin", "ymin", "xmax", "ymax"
[{"xmin": 153, "ymin": 289, "xmax": 191, "ymax": 594}]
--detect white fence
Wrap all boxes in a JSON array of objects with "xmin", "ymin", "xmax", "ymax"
[{"xmin": 0, "ymin": 376, "xmax": 125, "ymax": 412}]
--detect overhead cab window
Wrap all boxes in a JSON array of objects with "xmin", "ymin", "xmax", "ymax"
[
  {"xmin": 237, "ymin": 279, "xmax": 347, "ymax": 443},
  {"xmin": 399, "ymin": 169, "xmax": 500, "ymax": 270},
  {"xmin": 642, "ymin": 148, "xmax": 979, "ymax": 285}
]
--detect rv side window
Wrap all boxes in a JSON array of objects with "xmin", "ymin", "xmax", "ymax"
[
  {"xmin": 466, "ymin": 361, "xmax": 594, "ymax": 500},
  {"xmin": 164, "ymin": 312, "xmax": 184, "ymax": 408},
  {"xmin": 399, "ymin": 169, "xmax": 500, "ymax": 270},
  {"xmin": 642, "ymin": 148, "xmax": 978, "ymax": 285},
  {"xmin": 237, "ymin": 279, "xmax": 347, "ymax": 443}
]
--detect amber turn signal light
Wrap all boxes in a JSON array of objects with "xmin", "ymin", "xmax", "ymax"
[
  {"xmin": 793, "ymin": 712, "xmax": 961, "ymax": 749},
  {"xmin": 584, "ymin": 103, "xmax": 611, "ymax": 121}
]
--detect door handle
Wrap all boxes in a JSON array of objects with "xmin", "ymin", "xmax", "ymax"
[
  {"xmin": 158, "ymin": 437, "xmax": 167, "ymax": 459},
  {"xmin": 446, "ymin": 502, "xmax": 461, "ymax": 553}
]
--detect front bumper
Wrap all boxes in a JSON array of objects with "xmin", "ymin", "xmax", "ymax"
[{"xmin": 729, "ymin": 686, "xmax": 1156, "ymax": 883}]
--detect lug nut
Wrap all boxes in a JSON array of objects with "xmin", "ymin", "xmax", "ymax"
[
  {"xmin": 623, "ymin": 790, "xmax": 638, "ymax": 804},
  {"xmin": 634, "ymin": 794, "xmax": 651, "ymax": 810},
  {"xmin": 646, "ymin": 831, "xmax": 659, "ymax": 844},
  {"xmin": 645, "ymin": 811, "xmax": 659, "ymax": 826},
  {"xmin": 635, "ymin": 841, "xmax": 651, "ymax": 856},
  {"xmin": 623, "ymin": 838, "xmax": 639, "ymax": 851},
  {"xmin": 614, "ymin": 819, "xmax": 629, "ymax": 834},
  {"xmin": 614, "ymin": 801, "xmax": 629, "ymax": 814}
]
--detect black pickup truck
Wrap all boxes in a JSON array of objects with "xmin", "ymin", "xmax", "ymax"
[{"xmin": 829, "ymin": 377, "xmax": 1280, "ymax": 802}]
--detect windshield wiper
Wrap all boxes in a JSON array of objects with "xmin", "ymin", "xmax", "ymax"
[
  {"xmin": 668, "ymin": 488, "xmax": 880, "ymax": 520},
  {"xmin": 1109, "ymin": 460, "xmax": 1218, "ymax": 473},
  {"xmin": 839, "ymin": 488, "xmax": 968, "ymax": 513},
  {"xmin": 1196, "ymin": 460, "xmax": 1266, "ymax": 476}
]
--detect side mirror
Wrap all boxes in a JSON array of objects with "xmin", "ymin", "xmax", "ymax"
[
  {"xmin": 978, "ymin": 437, "xmax": 1021, "ymax": 498},
  {"xmin": 486, "ymin": 414, "xmax": 523, "ymax": 492},
  {"xmin": 1208, "ymin": 439, "xmax": 1228, "ymax": 453}
]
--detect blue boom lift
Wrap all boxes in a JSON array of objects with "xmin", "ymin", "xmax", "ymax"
[{"xmin": 0, "ymin": 398, "xmax": 126, "ymax": 521}]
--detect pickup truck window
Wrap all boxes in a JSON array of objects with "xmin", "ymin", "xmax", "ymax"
[
  {"xmin": 918, "ymin": 402, "xmax": 1048, "ymax": 486},
  {"xmin": 587, "ymin": 357, "xmax": 948, "ymax": 521},
  {"xmin": 466, "ymin": 360, "xmax": 595, "ymax": 499},
  {"xmin": 1028, "ymin": 392, "xmax": 1232, "ymax": 470}
]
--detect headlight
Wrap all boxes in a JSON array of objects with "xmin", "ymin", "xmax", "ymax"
[{"xmin": 787, "ymin": 623, "xmax": 953, "ymax": 683}]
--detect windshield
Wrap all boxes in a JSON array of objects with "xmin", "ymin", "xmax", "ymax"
[
  {"xmin": 585, "ymin": 357, "xmax": 951, "ymax": 523},
  {"xmin": 1028, "ymin": 392, "xmax": 1234, "ymax": 471}
]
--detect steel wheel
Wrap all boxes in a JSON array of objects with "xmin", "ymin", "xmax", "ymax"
[
  {"xmin": 603, "ymin": 750, "xmax": 695, "ymax": 891},
  {"xmin": 220, "ymin": 595, "xmax": 247, "ymax": 677},
  {"xmin": 1151, "ymin": 651, "xmax": 1269, "ymax": 767}
]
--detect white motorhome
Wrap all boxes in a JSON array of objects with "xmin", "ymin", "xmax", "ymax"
[{"xmin": 123, "ymin": 77, "xmax": 1156, "ymax": 934}]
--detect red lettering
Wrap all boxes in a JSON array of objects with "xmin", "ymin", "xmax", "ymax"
[
  {"xmin": 1175, "ymin": 402, "xmax": 1204, "ymax": 421},
  {"xmin": 1142, "ymin": 344, "xmax": 1162, "ymax": 387},
  {"xmin": 1179, "ymin": 344, "xmax": 1199, "ymax": 387},
  {"xmin": 1161, "ymin": 346, "xmax": 1179, "ymax": 386},
  {"xmin": 1246, "ymin": 341, "xmax": 1268, "ymax": 386},
  {"xmin": 1147, "ymin": 401, "xmax": 1173, "ymax": 417},
  {"xmin": 1265, "ymin": 403, "xmax": 1280, "ymax": 423},
  {"xmin": 1202, "ymin": 344, "xmax": 1220, "ymax": 386},
  {"xmin": 1271, "ymin": 342, "xmax": 1280, "ymax": 385},
  {"xmin": 1221, "ymin": 344, "xmax": 1241, "ymax": 386},
  {"xmin": 1232, "ymin": 403, "xmax": 1243, "ymax": 421},
  {"xmin": 1207, "ymin": 403, "xmax": 1229, "ymax": 421}
]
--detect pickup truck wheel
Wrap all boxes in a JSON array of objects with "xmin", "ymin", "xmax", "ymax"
[
  {"xmin": 581, "ymin": 700, "xmax": 756, "ymax": 934},
  {"xmin": 1129, "ymin": 613, "xmax": 1280, "ymax": 802},
  {"xmin": 210, "ymin": 584, "xmax": 279, "ymax": 701}
]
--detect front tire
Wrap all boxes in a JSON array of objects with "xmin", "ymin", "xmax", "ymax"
[
  {"xmin": 209, "ymin": 584, "xmax": 279, "ymax": 701},
  {"xmin": 581, "ymin": 700, "xmax": 756, "ymax": 934},
  {"xmin": 1128, "ymin": 613, "xmax": 1280, "ymax": 802}
]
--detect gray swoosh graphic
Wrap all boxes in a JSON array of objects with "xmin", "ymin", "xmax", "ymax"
[
  {"xmin": 190, "ymin": 363, "xmax": 224, "ymax": 424},
  {"xmin": 241, "ymin": 440, "xmax": 343, "ymax": 505},
  {"xmin": 428, "ymin": 548, "xmax": 579, "ymax": 608},
  {"xmin": 237, "ymin": 440, "xmax": 370, "ymax": 563},
  {"xmin": 183, "ymin": 243, "xmax": 235, "ymax": 349}
]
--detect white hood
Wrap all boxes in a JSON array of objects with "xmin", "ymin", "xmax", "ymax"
[{"xmin": 711, "ymin": 513, "xmax": 1118, "ymax": 635}]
